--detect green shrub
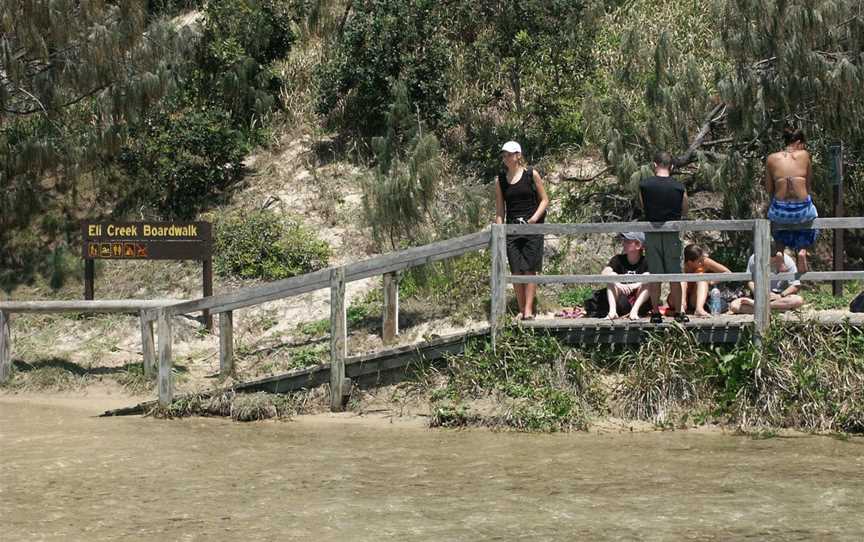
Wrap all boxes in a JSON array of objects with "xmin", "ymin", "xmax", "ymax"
[
  {"xmin": 315, "ymin": 0, "xmax": 449, "ymax": 137},
  {"xmin": 214, "ymin": 210, "xmax": 330, "ymax": 280},
  {"xmin": 118, "ymin": 105, "xmax": 248, "ymax": 219},
  {"xmin": 194, "ymin": 0, "xmax": 300, "ymax": 125}
]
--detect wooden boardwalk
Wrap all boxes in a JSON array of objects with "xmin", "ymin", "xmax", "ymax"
[
  {"xmin": 521, "ymin": 310, "xmax": 864, "ymax": 344},
  {"xmin": 6, "ymin": 217, "xmax": 864, "ymax": 410}
]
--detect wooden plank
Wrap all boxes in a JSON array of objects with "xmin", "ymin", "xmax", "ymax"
[
  {"xmin": 157, "ymin": 308, "xmax": 174, "ymax": 406},
  {"xmin": 770, "ymin": 270, "xmax": 864, "ymax": 282},
  {"xmin": 490, "ymin": 224, "xmax": 508, "ymax": 341},
  {"xmin": 139, "ymin": 310, "xmax": 156, "ymax": 378},
  {"xmin": 231, "ymin": 330, "xmax": 490, "ymax": 395},
  {"xmin": 344, "ymin": 231, "xmax": 490, "ymax": 282},
  {"xmin": 0, "ymin": 311, "xmax": 10, "ymax": 384},
  {"xmin": 505, "ymin": 220, "xmax": 757, "ymax": 236},
  {"xmin": 509, "ymin": 272, "xmax": 752, "ymax": 285},
  {"xmin": 0, "ymin": 299, "xmax": 183, "ymax": 313},
  {"xmin": 752, "ymin": 220, "xmax": 771, "ymax": 339},
  {"xmin": 382, "ymin": 272, "xmax": 399, "ymax": 344},
  {"xmin": 165, "ymin": 268, "xmax": 331, "ymax": 316},
  {"xmin": 774, "ymin": 217, "xmax": 864, "ymax": 230},
  {"xmin": 329, "ymin": 267, "xmax": 348, "ymax": 411},
  {"xmin": 219, "ymin": 311, "xmax": 234, "ymax": 376}
]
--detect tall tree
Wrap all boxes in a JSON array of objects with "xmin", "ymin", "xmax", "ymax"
[{"xmin": 0, "ymin": 0, "xmax": 190, "ymax": 281}]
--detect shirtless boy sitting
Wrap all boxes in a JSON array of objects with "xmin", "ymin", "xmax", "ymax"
[
  {"xmin": 729, "ymin": 246, "xmax": 804, "ymax": 314},
  {"xmin": 601, "ymin": 232, "xmax": 652, "ymax": 320}
]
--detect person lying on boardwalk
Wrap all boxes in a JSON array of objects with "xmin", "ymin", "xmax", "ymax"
[
  {"xmin": 639, "ymin": 151, "xmax": 689, "ymax": 324},
  {"xmin": 601, "ymin": 232, "xmax": 653, "ymax": 320},
  {"xmin": 495, "ymin": 140, "xmax": 549, "ymax": 321},
  {"xmin": 730, "ymin": 247, "xmax": 804, "ymax": 314},
  {"xmin": 765, "ymin": 127, "xmax": 818, "ymax": 273},
  {"xmin": 682, "ymin": 244, "xmax": 731, "ymax": 317}
]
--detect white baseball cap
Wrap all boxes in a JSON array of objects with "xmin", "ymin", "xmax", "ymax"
[{"xmin": 501, "ymin": 141, "xmax": 522, "ymax": 154}]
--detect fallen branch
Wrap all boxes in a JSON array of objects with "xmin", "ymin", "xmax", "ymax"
[{"xmin": 561, "ymin": 166, "xmax": 613, "ymax": 183}]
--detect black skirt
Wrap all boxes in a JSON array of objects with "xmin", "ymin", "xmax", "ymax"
[{"xmin": 506, "ymin": 235, "xmax": 544, "ymax": 273}]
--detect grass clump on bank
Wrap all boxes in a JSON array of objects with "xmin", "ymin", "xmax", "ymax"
[
  {"xmin": 150, "ymin": 390, "xmax": 304, "ymax": 422},
  {"xmin": 427, "ymin": 326, "xmax": 604, "ymax": 432},
  {"xmin": 421, "ymin": 320, "xmax": 864, "ymax": 434}
]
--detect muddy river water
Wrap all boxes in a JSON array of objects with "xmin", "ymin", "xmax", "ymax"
[{"xmin": 2, "ymin": 397, "xmax": 863, "ymax": 541}]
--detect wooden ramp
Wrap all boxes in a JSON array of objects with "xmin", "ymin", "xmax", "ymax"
[{"xmin": 102, "ymin": 329, "xmax": 488, "ymax": 416}]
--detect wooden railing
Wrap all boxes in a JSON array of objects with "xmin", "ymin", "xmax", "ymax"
[
  {"xmin": 142, "ymin": 231, "xmax": 491, "ymax": 409},
  {"xmin": 0, "ymin": 300, "xmax": 185, "ymax": 385},
  {"xmin": 2, "ymin": 218, "xmax": 863, "ymax": 411},
  {"xmin": 491, "ymin": 218, "xmax": 864, "ymax": 346}
]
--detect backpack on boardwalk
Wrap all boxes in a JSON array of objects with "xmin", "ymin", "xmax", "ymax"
[{"xmin": 851, "ymin": 291, "xmax": 864, "ymax": 313}]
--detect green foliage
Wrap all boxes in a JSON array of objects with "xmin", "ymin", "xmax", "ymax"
[
  {"xmin": 362, "ymin": 82, "xmax": 443, "ymax": 249},
  {"xmin": 118, "ymin": 106, "xmax": 248, "ymax": 219},
  {"xmin": 803, "ymin": 283, "xmax": 862, "ymax": 311},
  {"xmin": 429, "ymin": 327, "xmax": 603, "ymax": 431},
  {"xmin": 194, "ymin": 0, "xmax": 300, "ymax": 125},
  {"xmin": 213, "ymin": 210, "xmax": 331, "ymax": 280},
  {"xmin": 441, "ymin": 0, "xmax": 600, "ymax": 176},
  {"xmin": 558, "ymin": 285, "xmax": 596, "ymax": 307},
  {"xmin": 399, "ymin": 252, "xmax": 492, "ymax": 323},
  {"xmin": 315, "ymin": 0, "xmax": 450, "ymax": 137}
]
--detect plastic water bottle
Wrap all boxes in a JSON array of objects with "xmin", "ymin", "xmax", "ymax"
[{"xmin": 709, "ymin": 287, "xmax": 722, "ymax": 315}]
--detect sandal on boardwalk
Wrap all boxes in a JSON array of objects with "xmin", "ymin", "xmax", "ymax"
[
  {"xmin": 673, "ymin": 312, "xmax": 690, "ymax": 323},
  {"xmin": 649, "ymin": 313, "xmax": 663, "ymax": 324}
]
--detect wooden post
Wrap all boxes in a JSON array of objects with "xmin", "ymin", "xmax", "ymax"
[
  {"xmin": 830, "ymin": 143, "xmax": 844, "ymax": 297},
  {"xmin": 382, "ymin": 271, "xmax": 399, "ymax": 344},
  {"xmin": 489, "ymin": 224, "xmax": 508, "ymax": 349},
  {"xmin": 139, "ymin": 310, "xmax": 156, "ymax": 378},
  {"xmin": 219, "ymin": 310, "xmax": 234, "ymax": 376},
  {"xmin": 157, "ymin": 308, "xmax": 174, "ymax": 406},
  {"xmin": 0, "ymin": 311, "xmax": 10, "ymax": 384},
  {"xmin": 203, "ymin": 258, "xmax": 214, "ymax": 331},
  {"xmin": 329, "ymin": 266, "xmax": 348, "ymax": 411},
  {"xmin": 752, "ymin": 219, "xmax": 771, "ymax": 342},
  {"xmin": 84, "ymin": 260, "xmax": 95, "ymax": 300}
]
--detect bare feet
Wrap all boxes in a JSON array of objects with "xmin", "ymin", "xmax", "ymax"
[
  {"xmin": 797, "ymin": 249, "xmax": 809, "ymax": 273},
  {"xmin": 515, "ymin": 312, "xmax": 524, "ymax": 321},
  {"xmin": 627, "ymin": 311, "xmax": 641, "ymax": 321},
  {"xmin": 606, "ymin": 311, "xmax": 618, "ymax": 320},
  {"xmin": 694, "ymin": 310, "xmax": 710, "ymax": 318}
]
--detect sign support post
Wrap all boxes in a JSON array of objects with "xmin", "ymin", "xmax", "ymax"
[{"xmin": 829, "ymin": 143, "xmax": 844, "ymax": 297}]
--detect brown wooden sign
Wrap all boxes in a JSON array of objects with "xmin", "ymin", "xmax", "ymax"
[
  {"xmin": 82, "ymin": 221, "xmax": 212, "ymax": 260},
  {"xmin": 80, "ymin": 221, "xmax": 214, "ymax": 329}
]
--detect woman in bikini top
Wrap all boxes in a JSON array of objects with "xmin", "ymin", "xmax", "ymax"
[{"xmin": 766, "ymin": 146, "xmax": 812, "ymax": 202}]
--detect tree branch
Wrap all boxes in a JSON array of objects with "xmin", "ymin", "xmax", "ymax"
[
  {"xmin": 561, "ymin": 166, "xmax": 612, "ymax": 183},
  {"xmin": 674, "ymin": 103, "xmax": 726, "ymax": 167}
]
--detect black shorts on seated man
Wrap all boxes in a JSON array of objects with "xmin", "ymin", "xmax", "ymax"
[{"xmin": 639, "ymin": 151, "xmax": 689, "ymax": 324}]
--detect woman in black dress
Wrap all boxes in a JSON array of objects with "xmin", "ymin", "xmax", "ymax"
[{"xmin": 494, "ymin": 141, "xmax": 549, "ymax": 320}]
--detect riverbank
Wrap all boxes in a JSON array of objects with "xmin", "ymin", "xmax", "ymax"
[{"xmin": 5, "ymin": 319, "xmax": 863, "ymax": 436}]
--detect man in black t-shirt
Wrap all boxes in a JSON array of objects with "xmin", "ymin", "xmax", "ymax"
[
  {"xmin": 639, "ymin": 151, "xmax": 689, "ymax": 324},
  {"xmin": 601, "ymin": 232, "xmax": 652, "ymax": 320}
]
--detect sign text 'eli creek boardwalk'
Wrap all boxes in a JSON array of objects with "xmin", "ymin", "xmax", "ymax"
[{"xmin": 82, "ymin": 221, "xmax": 212, "ymax": 260}]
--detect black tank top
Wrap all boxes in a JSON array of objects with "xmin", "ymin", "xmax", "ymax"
[{"xmin": 500, "ymin": 168, "xmax": 542, "ymax": 224}]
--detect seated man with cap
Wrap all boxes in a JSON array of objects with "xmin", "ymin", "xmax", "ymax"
[
  {"xmin": 729, "ymin": 246, "xmax": 805, "ymax": 314},
  {"xmin": 601, "ymin": 232, "xmax": 653, "ymax": 320}
]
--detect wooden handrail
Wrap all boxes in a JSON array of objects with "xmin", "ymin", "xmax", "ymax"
[
  {"xmin": 0, "ymin": 300, "xmax": 184, "ymax": 313},
  {"xmin": 509, "ymin": 272, "xmax": 753, "ymax": 285}
]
